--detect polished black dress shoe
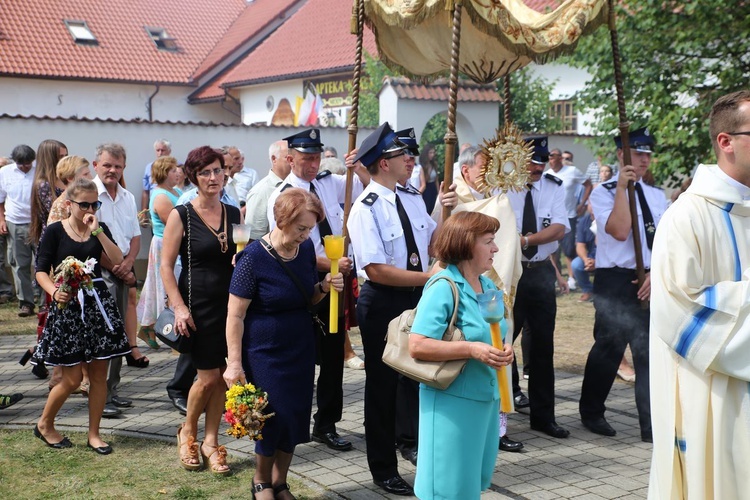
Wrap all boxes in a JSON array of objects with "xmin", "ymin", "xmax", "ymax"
[
  {"xmin": 102, "ymin": 403, "xmax": 122, "ymax": 418},
  {"xmin": 399, "ymin": 446, "xmax": 418, "ymax": 465},
  {"xmin": 87, "ymin": 441, "xmax": 113, "ymax": 455},
  {"xmin": 581, "ymin": 416, "xmax": 616, "ymax": 437},
  {"xmin": 641, "ymin": 430, "xmax": 653, "ymax": 443},
  {"xmin": 34, "ymin": 424, "xmax": 73, "ymax": 449},
  {"xmin": 499, "ymin": 435, "xmax": 524, "ymax": 452},
  {"xmin": 172, "ymin": 397, "xmax": 188, "ymax": 416},
  {"xmin": 531, "ymin": 421, "xmax": 570, "ymax": 438},
  {"xmin": 312, "ymin": 431, "xmax": 353, "ymax": 451},
  {"xmin": 373, "ymin": 475, "xmax": 414, "ymax": 496},
  {"xmin": 514, "ymin": 392, "xmax": 530, "ymax": 409},
  {"xmin": 111, "ymin": 396, "xmax": 132, "ymax": 408}
]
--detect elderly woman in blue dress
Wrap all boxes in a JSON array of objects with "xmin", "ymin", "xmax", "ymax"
[{"xmin": 409, "ymin": 211, "xmax": 514, "ymax": 499}]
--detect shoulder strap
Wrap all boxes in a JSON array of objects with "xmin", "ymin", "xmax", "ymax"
[
  {"xmin": 424, "ymin": 275, "xmax": 460, "ymax": 340},
  {"xmin": 260, "ymin": 238, "xmax": 316, "ymax": 313}
]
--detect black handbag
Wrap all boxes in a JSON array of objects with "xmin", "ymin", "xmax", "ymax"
[
  {"xmin": 260, "ymin": 238, "xmax": 327, "ymax": 338},
  {"xmin": 155, "ymin": 204, "xmax": 194, "ymax": 353}
]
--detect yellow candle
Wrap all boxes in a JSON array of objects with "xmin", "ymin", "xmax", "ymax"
[
  {"xmin": 236, "ymin": 242, "xmax": 247, "ymax": 253},
  {"xmin": 490, "ymin": 322, "xmax": 513, "ymax": 413},
  {"xmin": 323, "ymin": 235, "xmax": 345, "ymax": 333}
]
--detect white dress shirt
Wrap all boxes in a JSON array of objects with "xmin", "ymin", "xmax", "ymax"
[
  {"xmin": 0, "ymin": 163, "xmax": 35, "ymax": 224},
  {"xmin": 93, "ymin": 175, "xmax": 141, "ymax": 256}
]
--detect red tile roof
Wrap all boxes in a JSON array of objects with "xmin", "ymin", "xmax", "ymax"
[
  {"xmin": 0, "ymin": 0, "xmax": 247, "ymax": 84},
  {"xmin": 191, "ymin": 0, "xmax": 303, "ymax": 81},
  {"xmin": 220, "ymin": 0, "xmax": 378, "ymax": 88},
  {"xmin": 381, "ymin": 77, "xmax": 501, "ymax": 103}
]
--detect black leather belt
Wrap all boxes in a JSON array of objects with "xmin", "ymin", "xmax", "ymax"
[
  {"xmin": 521, "ymin": 258, "xmax": 551, "ymax": 269},
  {"xmin": 365, "ymin": 281, "xmax": 423, "ymax": 293}
]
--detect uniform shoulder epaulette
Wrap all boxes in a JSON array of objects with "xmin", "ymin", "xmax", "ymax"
[
  {"xmin": 280, "ymin": 183, "xmax": 293, "ymax": 192},
  {"xmin": 602, "ymin": 181, "xmax": 617, "ymax": 190},
  {"xmin": 362, "ymin": 192, "xmax": 379, "ymax": 206},
  {"xmin": 396, "ymin": 185, "xmax": 420, "ymax": 195},
  {"xmin": 315, "ymin": 170, "xmax": 332, "ymax": 180},
  {"xmin": 544, "ymin": 173, "xmax": 562, "ymax": 186}
]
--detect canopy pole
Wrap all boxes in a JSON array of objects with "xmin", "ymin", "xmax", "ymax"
[
  {"xmin": 503, "ymin": 74, "xmax": 512, "ymax": 126},
  {"xmin": 441, "ymin": 0, "xmax": 463, "ymax": 222},
  {"xmin": 343, "ymin": 0, "xmax": 365, "ymax": 253},
  {"xmin": 607, "ymin": 0, "xmax": 646, "ymax": 306}
]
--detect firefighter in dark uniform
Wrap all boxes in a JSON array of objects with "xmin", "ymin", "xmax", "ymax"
[
  {"xmin": 579, "ymin": 127, "xmax": 665, "ymax": 443},
  {"xmin": 506, "ymin": 136, "xmax": 571, "ymax": 438},
  {"xmin": 347, "ymin": 123, "xmax": 441, "ymax": 496}
]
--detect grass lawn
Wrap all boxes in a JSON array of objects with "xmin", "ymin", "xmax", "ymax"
[
  {"xmin": 0, "ymin": 298, "xmax": 38, "ymax": 337},
  {"xmin": 0, "ymin": 430, "xmax": 318, "ymax": 499}
]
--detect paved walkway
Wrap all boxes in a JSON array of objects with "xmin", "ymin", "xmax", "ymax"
[{"xmin": 0, "ymin": 333, "xmax": 650, "ymax": 499}]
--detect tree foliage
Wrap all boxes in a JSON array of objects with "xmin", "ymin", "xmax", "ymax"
[
  {"xmin": 358, "ymin": 53, "xmax": 395, "ymax": 128},
  {"xmin": 563, "ymin": 0, "xmax": 750, "ymax": 186},
  {"xmin": 499, "ymin": 67, "xmax": 563, "ymax": 134}
]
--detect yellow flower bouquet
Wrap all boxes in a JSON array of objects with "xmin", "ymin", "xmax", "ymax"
[{"xmin": 224, "ymin": 382, "xmax": 275, "ymax": 440}]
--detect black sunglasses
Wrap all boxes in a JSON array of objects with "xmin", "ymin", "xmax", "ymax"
[
  {"xmin": 70, "ymin": 199, "xmax": 103, "ymax": 211},
  {"xmin": 728, "ymin": 131, "xmax": 750, "ymax": 137}
]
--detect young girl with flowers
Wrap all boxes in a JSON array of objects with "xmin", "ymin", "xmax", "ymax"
[{"xmin": 32, "ymin": 178, "xmax": 130, "ymax": 454}]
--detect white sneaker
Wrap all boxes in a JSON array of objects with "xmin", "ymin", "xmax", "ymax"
[{"xmin": 567, "ymin": 277, "xmax": 577, "ymax": 291}]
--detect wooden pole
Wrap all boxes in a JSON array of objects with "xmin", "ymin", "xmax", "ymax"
[
  {"xmin": 441, "ymin": 0, "xmax": 463, "ymax": 222},
  {"xmin": 503, "ymin": 74, "xmax": 512, "ymax": 126},
  {"xmin": 607, "ymin": 0, "xmax": 646, "ymax": 305},
  {"xmin": 341, "ymin": 0, "xmax": 366, "ymax": 327}
]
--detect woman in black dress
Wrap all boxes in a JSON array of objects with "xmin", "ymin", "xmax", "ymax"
[
  {"xmin": 161, "ymin": 146, "xmax": 240, "ymax": 475},
  {"xmin": 33, "ymin": 178, "xmax": 130, "ymax": 454},
  {"xmin": 224, "ymin": 188, "xmax": 343, "ymax": 500}
]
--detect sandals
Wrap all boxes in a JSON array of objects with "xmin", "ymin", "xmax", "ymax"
[
  {"xmin": 201, "ymin": 442, "xmax": 231, "ymax": 476},
  {"xmin": 137, "ymin": 326, "xmax": 160, "ymax": 349},
  {"xmin": 344, "ymin": 355, "xmax": 365, "ymax": 370},
  {"xmin": 176, "ymin": 424, "xmax": 201, "ymax": 471},
  {"xmin": 0, "ymin": 393, "xmax": 23, "ymax": 410},
  {"xmin": 273, "ymin": 483, "xmax": 295, "ymax": 499},
  {"xmin": 125, "ymin": 345, "xmax": 149, "ymax": 368},
  {"xmin": 251, "ymin": 482, "xmax": 273, "ymax": 499}
]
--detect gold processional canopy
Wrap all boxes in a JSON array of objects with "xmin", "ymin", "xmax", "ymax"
[{"xmin": 362, "ymin": 0, "xmax": 609, "ymax": 84}]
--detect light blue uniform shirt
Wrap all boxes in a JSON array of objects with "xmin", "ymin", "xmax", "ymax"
[{"xmin": 410, "ymin": 264, "xmax": 505, "ymax": 401}]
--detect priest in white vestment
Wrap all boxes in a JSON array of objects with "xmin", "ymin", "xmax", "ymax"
[{"xmin": 649, "ymin": 90, "xmax": 750, "ymax": 499}]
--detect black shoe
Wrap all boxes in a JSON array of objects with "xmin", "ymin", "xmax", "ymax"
[
  {"xmin": 499, "ymin": 435, "xmax": 524, "ymax": 452},
  {"xmin": 19, "ymin": 349, "xmax": 33, "ymax": 366},
  {"xmin": 0, "ymin": 393, "xmax": 23, "ymax": 409},
  {"xmin": 31, "ymin": 362, "xmax": 49, "ymax": 379},
  {"xmin": 171, "ymin": 397, "xmax": 188, "ymax": 416},
  {"xmin": 111, "ymin": 396, "xmax": 132, "ymax": 408},
  {"xmin": 581, "ymin": 416, "xmax": 616, "ymax": 437},
  {"xmin": 33, "ymin": 424, "xmax": 73, "ymax": 449},
  {"xmin": 87, "ymin": 441, "xmax": 113, "ymax": 455},
  {"xmin": 514, "ymin": 392, "xmax": 530, "ymax": 409},
  {"xmin": 312, "ymin": 431, "xmax": 352, "ymax": 451},
  {"xmin": 399, "ymin": 446, "xmax": 418, "ymax": 465},
  {"xmin": 530, "ymin": 421, "xmax": 570, "ymax": 438},
  {"xmin": 102, "ymin": 403, "xmax": 122, "ymax": 418},
  {"xmin": 641, "ymin": 430, "xmax": 653, "ymax": 443},
  {"xmin": 373, "ymin": 475, "xmax": 414, "ymax": 496}
]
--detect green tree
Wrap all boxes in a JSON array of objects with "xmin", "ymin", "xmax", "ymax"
[
  {"xmin": 499, "ymin": 67, "xmax": 563, "ymax": 134},
  {"xmin": 563, "ymin": 0, "xmax": 750, "ymax": 186},
  {"xmin": 357, "ymin": 53, "xmax": 395, "ymax": 128}
]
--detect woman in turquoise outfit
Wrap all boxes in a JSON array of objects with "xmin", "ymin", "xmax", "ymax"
[{"xmin": 409, "ymin": 211, "xmax": 514, "ymax": 499}]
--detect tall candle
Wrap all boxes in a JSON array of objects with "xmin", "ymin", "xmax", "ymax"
[
  {"xmin": 477, "ymin": 290, "xmax": 513, "ymax": 412},
  {"xmin": 323, "ymin": 235, "xmax": 345, "ymax": 333}
]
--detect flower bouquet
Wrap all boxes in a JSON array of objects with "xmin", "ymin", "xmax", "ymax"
[
  {"xmin": 224, "ymin": 382, "xmax": 275, "ymax": 440},
  {"xmin": 52, "ymin": 256, "xmax": 96, "ymax": 309}
]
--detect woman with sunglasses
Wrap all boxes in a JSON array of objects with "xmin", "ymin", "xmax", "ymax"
[{"xmin": 32, "ymin": 178, "xmax": 130, "ymax": 454}]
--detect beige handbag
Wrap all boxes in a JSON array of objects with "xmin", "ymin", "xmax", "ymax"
[{"xmin": 382, "ymin": 276, "xmax": 466, "ymax": 390}]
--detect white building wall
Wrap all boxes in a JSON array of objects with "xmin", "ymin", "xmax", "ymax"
[
  {"xmin": 0, "ymin": 77, "xmax": 236, "ymax": 124},
  {"xmin": 238, "ymin": 81, "xmax": 307, "ymax": 125}
]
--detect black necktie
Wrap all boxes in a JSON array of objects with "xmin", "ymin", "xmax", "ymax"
[
  {"xmin": 634, "ymin": 183, "xmax": 655, "ymax": 250},
  {"xmin": 521, "ymin": 184, "xmax": 538, "ymax": 259},
  {"xmin": 395, "ymin": 195, "xmax": 421, "ymax": 271},
  {"xmin": 308, "ymin": 182, "xmax": 333, "ymax": 244}
]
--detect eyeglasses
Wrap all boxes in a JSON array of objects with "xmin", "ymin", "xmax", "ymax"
[
  {"xmin": 384, "ymin": 151, "xmax": 407, "ymax": 160},
  {"xmin": 549, "ymin": 153, "xmax": 561, "ymax": 157},
  {"xmin": 70, "ymin": 200, "xmax": 102, "ymax": 211},
  {"xmin": 728, "ymin": 131, "xmax": 750, "ymax": 137},
  {"xmin": 562, "ymin": 156, "xmax": 573, "ymax": 161},
  {"xmin": 196, "ymin": 168, "xmax": 225, "ymax": 178}
]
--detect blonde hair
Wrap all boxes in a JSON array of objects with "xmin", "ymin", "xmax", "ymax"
[
  {"xmin": 66, "ymin": 178, "xmax": 98, "ymax": 200},
  {"xmin": 151, "ymin": 156, "xmax": 177, "ymax": 184},
  {"xmin": 56, "ymin": 156, "xmax": 90, "ymax": 184}
]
